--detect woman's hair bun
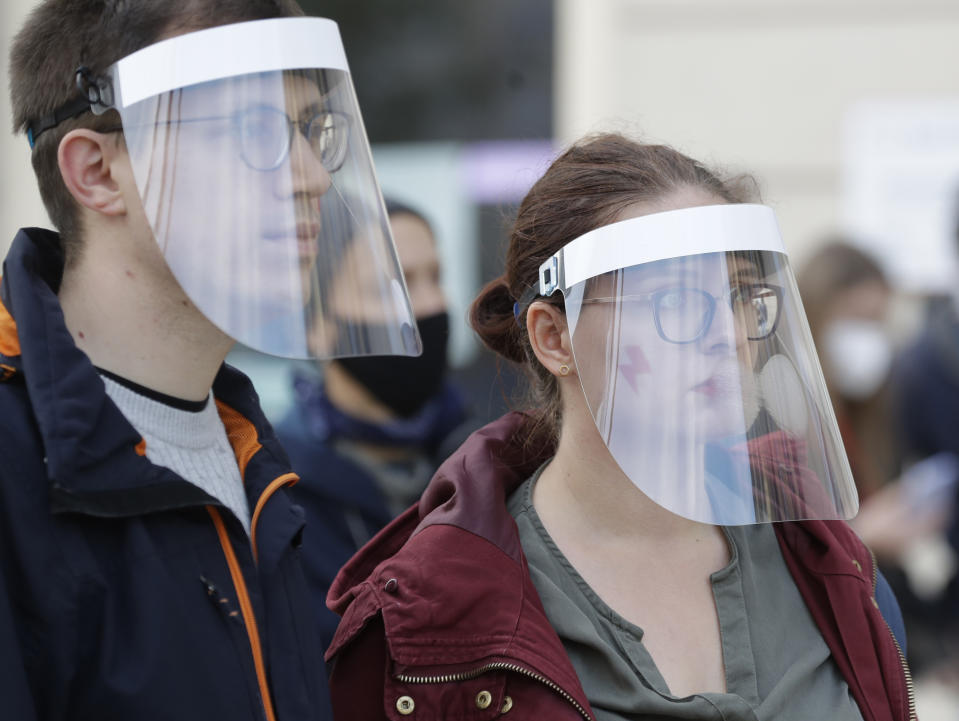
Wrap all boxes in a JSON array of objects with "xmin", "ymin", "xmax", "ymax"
[{"xmin": 469, "ymin": 276, "xmax": 526, "ymax": 364}]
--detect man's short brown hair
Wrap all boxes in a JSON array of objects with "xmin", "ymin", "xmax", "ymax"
[{"xmin": 9, "ymin": 0, "xmax": 304, "ymax": 265}]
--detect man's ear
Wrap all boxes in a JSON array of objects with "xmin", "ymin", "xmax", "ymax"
[
  {"xmin": 526, "ymin": 300, "xmax": 575, "ymax": 377},
  {"xmin": 58, "ymin": 129, "xmax": 127, "ymax": 216}
]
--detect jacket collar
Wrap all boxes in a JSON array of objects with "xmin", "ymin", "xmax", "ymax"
[
  {"xmin": 1, "ymin": 228, "xmax": 295, "ymax": 520},
  {"xmin": 326, "ymin": 413, "xmax": 592, "ymax": 709},
  {"xmin": 329, "ymin": 411, "xmax": 551, "ymax": 600}
]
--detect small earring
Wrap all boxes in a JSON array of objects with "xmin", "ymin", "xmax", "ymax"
[{"xmin": 558, "ymin": 364, "xmax": 570, "ymax": 376}]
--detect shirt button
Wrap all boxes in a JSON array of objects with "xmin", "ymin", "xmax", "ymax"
[
  {"xmin": 396, "ymin": 695, "xmax": 415, "ymax": 715},
  {"xmin": 476, "ymin": 690, "xmax": 493, "ymax": 709}
]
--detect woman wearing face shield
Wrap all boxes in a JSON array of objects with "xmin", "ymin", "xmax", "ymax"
[{"xmin": 325, "ymin": 134, "xmax": 914, "ymax": 721}]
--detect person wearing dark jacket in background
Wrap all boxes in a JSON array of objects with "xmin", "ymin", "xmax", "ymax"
[
  {"xmin": 325, "ymin": 134, "xmax": 913, "ymax": 721},
  {"xmin": 277, "ymin": 199, "xmax": 471, "ymax": 658},
  {"xmin": 884, "ymin": 190, "xmax": 959, "ymax": 677},
  {"xmin": 1, "ymin": 2, "xmax": 421, "ymax": 719}
]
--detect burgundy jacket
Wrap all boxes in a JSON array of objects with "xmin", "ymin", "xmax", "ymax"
[{"xmin": 326, "ymin": 413, "xmax": 914, "ymax": 721}]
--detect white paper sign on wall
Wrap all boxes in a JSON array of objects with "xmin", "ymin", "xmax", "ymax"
[{"xmin": 841, "ymin": 98, "xmax": 959, "ymax": 293}]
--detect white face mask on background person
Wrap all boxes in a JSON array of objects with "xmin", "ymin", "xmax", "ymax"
[{"xmin": 821, "ymin": 319, "xmax": 893, "ymax": 401}]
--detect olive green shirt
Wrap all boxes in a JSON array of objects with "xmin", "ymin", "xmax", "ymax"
[{"xmin": 507, "ymin": 475, "xmax": 864, "ymax": 721}]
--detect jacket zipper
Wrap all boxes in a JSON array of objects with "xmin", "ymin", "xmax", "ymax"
[
  {"xmin": 868, "ymin": 548, "xmax": 917, "ymax": 721},
  {"xmin": 208, "ymin": 505, "xmax": 278, "ymax": 721},
  {"xmin": 396, "ymin": 661, "xmax": 594, "ymax": 720},
  {"xmin": 205, "ymin": 472, "xmax": 297, "ymax": 721}
]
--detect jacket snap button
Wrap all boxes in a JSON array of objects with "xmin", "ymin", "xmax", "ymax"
[
  {"xmin": 396, "ymin": 695, "xmax": 415, "ymax": 715},
  {"xmin": 384, "ymin": 578, "xmax": 399, "ymax": 593},
  {"xmin": 475, "ymin": 690, "xmax": 493, "ymax": 709},
  {"xmin": 500, "ymin": 695, "xmax": 513, "ymax": 714},
  {"xmin": 851, "ymin": 559, "xmax": 863, "ymax": 573}
]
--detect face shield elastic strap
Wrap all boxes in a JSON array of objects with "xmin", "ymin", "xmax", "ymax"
[
  {"xmin": 513, "ymin": 286, "xmax": 539, "ymax": 325},
  {"xmin": 26, "ymin": 66, "xmax": 114, "ymax": 148}
]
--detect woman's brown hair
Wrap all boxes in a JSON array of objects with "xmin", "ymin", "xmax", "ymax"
[{"xmin": 469, "ymin": 132, "xmax": 757, "ymax": 448}]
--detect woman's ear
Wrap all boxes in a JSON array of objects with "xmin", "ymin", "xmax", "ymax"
[
  {"xmin": 58, "ymin": 129, "xmax": 128, "ymax": 216},
  {"xmin": 526, "ymin": 300, "xmax": 575, "ymax": 377}
]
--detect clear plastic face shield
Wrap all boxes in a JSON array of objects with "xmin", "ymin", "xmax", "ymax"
[
  {"xmin": 539, "ymin": 204, "xmax": 858, "ymax": 525},
  {"xmin": 87, "ymin": 18, "xmax": 420, "ymax": 359}
]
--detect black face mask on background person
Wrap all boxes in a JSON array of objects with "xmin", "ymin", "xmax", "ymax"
[{"xmin": 335, "ymin": 312, "xmax": 450, "ymax": 418}]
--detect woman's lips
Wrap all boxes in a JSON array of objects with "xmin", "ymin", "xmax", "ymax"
[
  {"xmin": 691, "ymin": 367, "xmax": 742, "ymax": 398},
  {"xmin": 692, "ymin": 377, "xmax": 720, "ymax": 397}
]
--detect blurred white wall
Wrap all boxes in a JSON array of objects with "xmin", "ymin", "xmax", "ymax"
[
  {"xmin": 1, "ymin": 0, "xmax": 49, "ymax": 260},
  {"xmin": 555, "ymin": 0, "xmax": 959, "ymax": 275}
]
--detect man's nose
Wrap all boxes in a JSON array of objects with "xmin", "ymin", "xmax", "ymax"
[{"xmin": 286, "ymin": 129, "xmax": 333, "ymax": 198}]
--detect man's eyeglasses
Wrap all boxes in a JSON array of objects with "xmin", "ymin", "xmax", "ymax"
[
  {"xmin": 234, "ymin": 105, "xmax": 350, "ymax": 172},
  {"xmin": 101, "ymin": 105, "xmax": 351, "ymax": 172},
  {"xmin": 584, "ymin": 283, "xmax": 784, "ymax": 344}
]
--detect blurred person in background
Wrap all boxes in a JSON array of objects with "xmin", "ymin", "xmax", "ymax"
[
  {"xmin": 324, "ymin": 134, "xmax": 912, "ymax": 721},
  {"xmin": 880, "ymin": 190, "xmax": 959, "ymax": 680},
  {"xmin": 893, "ymin": 188, "xmax": 959, "ymax": 516},
  {"xmin": 277, "ymin": 198, "xmax": 472, "ymax": 657},
  {"xmin": 797, "ymin": 240, "xmax": 900, "ymax": 500},
  {"xmin": 798, "ymin": 239, "xmax": 959, "ymax": 679}
]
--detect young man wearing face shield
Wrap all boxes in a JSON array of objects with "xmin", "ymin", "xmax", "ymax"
[
  {"xmin": 1, "ymin": 2, "xmax": 420, "ymax": 720},
  {"xmin": 275, "ymin": 198, "xmax": 471, "ymax": 658}
]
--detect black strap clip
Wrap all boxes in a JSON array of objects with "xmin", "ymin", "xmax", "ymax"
[{"xmin": 75, "ymin": 66, "xmax": 114, "ymax": 114}]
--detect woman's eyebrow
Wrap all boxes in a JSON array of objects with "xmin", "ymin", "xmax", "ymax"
[
  {"xmin": 728, "ymin": 265, "xmax": 762, "ymax": 283},
  {"xmin": 629, "ymin": 266, "xmax": 696, "ymax": 286},
  {"xmin": 297, "ymin": 101, "xmax": 325, "ymax": 117}
]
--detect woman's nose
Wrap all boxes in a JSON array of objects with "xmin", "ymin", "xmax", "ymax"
[{"xmin": 700, "ymin": 296, "xmax": 747, "ymax": 355}]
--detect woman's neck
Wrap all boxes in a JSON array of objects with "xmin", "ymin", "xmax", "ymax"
[{"xmin": 535, "ymin": 411, "xmax": 720, "ymax": 545}]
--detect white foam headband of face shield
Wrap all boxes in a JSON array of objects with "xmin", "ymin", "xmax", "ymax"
[
  {"xmin": 539, "ymin": 204, "xmax": 788, "ymax": 295},
  {"xmin": 108, "ymin": 17, "xmax": 349, "ymax": 110}
]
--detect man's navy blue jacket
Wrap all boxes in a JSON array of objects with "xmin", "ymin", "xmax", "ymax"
[
  {"xmin": 274, "ymin": 408, "xmax": 394, "ymax": 658},
  {"xmin": 0, "ymin": 229, "xmax": 329, "ymax": 720}
]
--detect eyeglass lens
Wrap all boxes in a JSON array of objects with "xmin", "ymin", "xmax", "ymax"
[
  {"xmin": 236, "ymin": 106, "xmax": 348, "ymax": 171},
  {"xmin": 654, "ymin": 285, "xmax": 780, "ymax": 343}
]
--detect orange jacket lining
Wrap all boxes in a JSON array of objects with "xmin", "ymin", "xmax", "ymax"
[{"xmin": 0, "ymin": 283, "xmax": 22, "ymax": 357}]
